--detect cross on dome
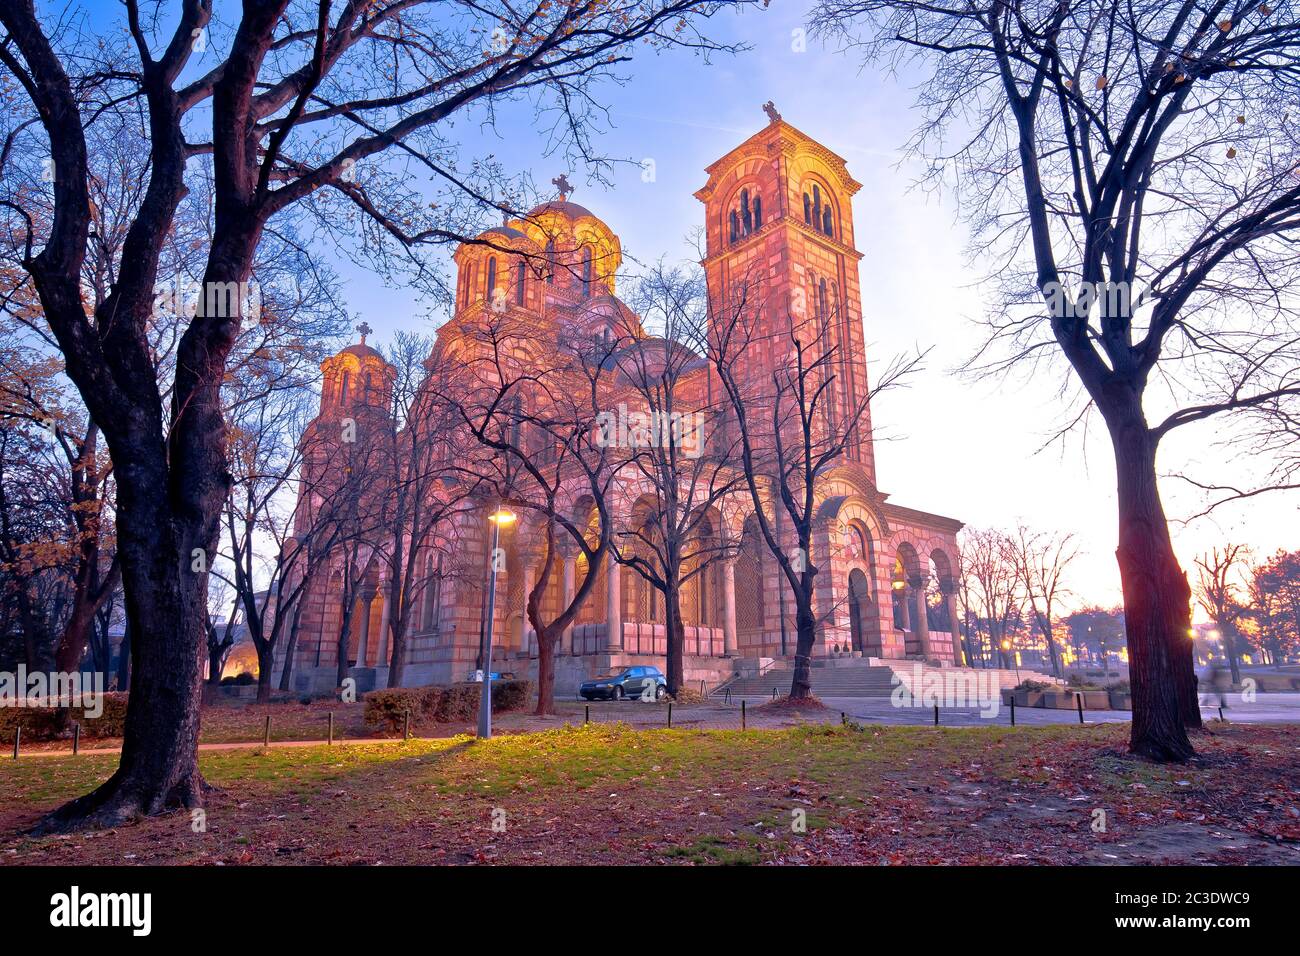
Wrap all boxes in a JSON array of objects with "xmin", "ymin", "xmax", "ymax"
[
  {"xmin": 551, "ymin": 174, "xmax": 573, "ymax": 200},
  {"xmin": 357, "ymin": 321, "xmax": 373, "ymax": 344}
]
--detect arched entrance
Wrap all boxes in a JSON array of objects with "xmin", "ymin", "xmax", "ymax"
[{"xmin": 847, "ymin": 568, "xmax": 872, "ymax": 654}]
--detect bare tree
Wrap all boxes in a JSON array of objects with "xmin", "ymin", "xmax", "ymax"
[
  {"xmin": 1011, "ymin": 524, "xmax": 1078, "ymax": 677},
  {"xmin": 1194, "ymin": 543, "xmax": 1251, "ymax": 684},
  {"xmin": 613, "ymin": 264, "xmax": 744, "ymax": 696},
  {"xmin": 374, "ymin": 332, "xmax": 482, "ymax": 688},
  {"xmin": 445, "ymin": 311, "xmax": 619, "ymax": 715},
  {"xmin": 711, "ymin": 267, "xmax": 924, "ymax": 699},
  {"xmin": 0, "ymin": 0, "xmax": 750, "ymax": 829},
  {"xmin": 959, "ymin": 527, "xmax": 1024, "ymax": 671},
  {"xmin": 811, "ymin": 0, "xmax": 1300, "ymax": 759}
]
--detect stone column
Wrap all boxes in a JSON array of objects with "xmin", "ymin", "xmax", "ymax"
[
  {"xmin": 908, "ymin": 575, "xmax": 932, "ymax": 660},
  {"xmin": 604, "ymin": 549, "xmax": 623, "ymax": 652},
  {"xmin": 562, "ymin": 554, "xmax": 576, "ymax": 654},
  {"xmin": 376, "ymin": 591, "xmax": 392, "ymax": 668},
  {"xmin": 722, "ymin": 559, "xmax": 738, "ymax": 657},
  {"xmin": 941, "ymin": 581, "xmax": 965, "ymax": 666}
]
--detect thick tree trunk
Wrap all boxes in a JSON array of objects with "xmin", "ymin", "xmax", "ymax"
[
  {"xmin": 35, "ymin": 515, "xmax": 208, "ymax": 832},
  {"xmin": 534, "ymin": 628, "xmax": 557, "ymax": 716},
  {"xmin": 788, "ymin": 597, "xmax": 817, "ymax": 699},
  {"xmin": 1112, "ymin": 424, "xmax": 1196, "ymax": 761},
  {"xmin": 255, "ymin": 642, "xmax": 274, "ymax": 703},
  {"xmin": 663, "ymin": 583, "xmax": 684, "ymax": 697},
  {"xmin": 336, "ymin": 612, "xmax": 354, "ymax": 691}
]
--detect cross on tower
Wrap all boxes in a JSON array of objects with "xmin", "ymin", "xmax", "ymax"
[
  {"xmin": 357, "ymin": 321, "xmax": 372, "ymax": 344},
  {"xmin": 551, "ymin": 174, "xmax": 573, "ymax": 200}
]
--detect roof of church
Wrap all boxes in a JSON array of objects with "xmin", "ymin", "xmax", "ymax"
[
  {"xmin": 482, "ymin": 225, "xmax": 527, "ymax": 240},
  {"xmin": 339, "ymin": 342, "xmax": 383, "ymax": 360},
  {"xmin": 527, "ymin": 199, "xmax": 598, "ymax": 220}
]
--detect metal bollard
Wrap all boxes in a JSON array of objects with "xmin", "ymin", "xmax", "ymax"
[
  {"xmin": 404, "ymin": 710, "xmax": 411, "ymax": 741},
  {"xmin": 933, "ymin": 704, "xmax": 939, "ymax": 726},
  {"xmin": 1219, "ymin": 705, "xmax": 1225, "ymax": 722},
  {"xmin": 264, "ymin": 715, "xmax": 271, "ymax": 748},
  {"xmin": 584, "ymin": 705, "xmax": 589, "ymax": 725},
  {"xmin": 328, "ymin": 711, "xmax": 334, "ymax": 746},
  {"xmin": 12, "ymin": 726, "xmax": 19, "ymax": 759},
  {"xmin": 1010, "ymin": 698, "xmax": 1015, "ymax": 726},
  {"xmin": 73, "ymin": 722, "xmax": 80, "ymax": 754},
  {"xmin": 667, "ymin": 703, "xmax": 673, "ymax": 729},
  {"xmin": 841, "ymin": 711, "xmax": 846, "ymax": 726},
  {"xmin": 1076, "ymin": 693, "xmax": 1085, "ymax": 725},
  {"xmin": 741, "ymin": 699, "xmax": 747, "ymax": 731}
]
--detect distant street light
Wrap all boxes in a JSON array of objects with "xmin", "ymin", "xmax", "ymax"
[{"xmin": 477, "ymin": 505, "xmax": 516, "ymax": 740}]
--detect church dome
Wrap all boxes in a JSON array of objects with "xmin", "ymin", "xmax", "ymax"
[{"xmin": 526, "ymin": 199, "xmax": 598, "ymax": 221}]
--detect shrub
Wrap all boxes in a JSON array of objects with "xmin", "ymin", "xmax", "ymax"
[
  {"xmin": 362, "ymin": 679, "xmax": 533, "ymax": 729},
  {"xmin": 1014, "ymin": 679, "xmax": 1052, "ymax": 692},
  {"xmin": 491, "ymin": 678, "xmax": 532, "ymax": 713},
  {"xmin": 220, "ymin": 672, "xmax": 255, "ymax": 686},
  {"xmin": 362, "ymin": 687, "xmax": 434, "ymax": 731}
]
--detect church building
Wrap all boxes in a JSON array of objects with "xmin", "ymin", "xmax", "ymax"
[{"xmin": 277, "ymin": 113, "xmax": 965, "ymax": 696}]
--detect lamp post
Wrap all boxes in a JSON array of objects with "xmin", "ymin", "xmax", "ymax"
[{"xmin": 477, "ymin": 505, "xmax": 516, "ymax": 740}]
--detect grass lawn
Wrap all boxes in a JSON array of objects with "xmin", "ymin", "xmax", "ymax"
[{"xmin": 2, "ymin": 721, "xmax": 1297, "ymax": 865}]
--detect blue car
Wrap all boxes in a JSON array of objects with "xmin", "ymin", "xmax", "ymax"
[{"xmin": 580, "ymin": 666, "xmax": 667, "ymax": 701}]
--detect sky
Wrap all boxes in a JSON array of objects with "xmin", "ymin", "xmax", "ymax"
[{"xmin": 313, "ymin": 1, "xmax": 1296, "ymax": 615}]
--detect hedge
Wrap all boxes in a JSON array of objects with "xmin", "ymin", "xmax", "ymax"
[
  {"xmin": 362, "ymin": 680, "xmax": 533, "ymax": 731},
  {"xmin": 0, "ymin": 692, "xmax": 129, "ymax": 742}
]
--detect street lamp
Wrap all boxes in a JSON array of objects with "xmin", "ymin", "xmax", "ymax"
[{"xmin": 477, "ymin": 505, "xmax": 516, "ymax": 740}]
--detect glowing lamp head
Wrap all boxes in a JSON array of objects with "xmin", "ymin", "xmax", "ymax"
[
  {"xmin": 488, "ymin": 507, "xmax": 516, "ymax": 526},
  {"xmin": 1000, "ymin": 639, "xmax": 1011, "ymax": 651}
]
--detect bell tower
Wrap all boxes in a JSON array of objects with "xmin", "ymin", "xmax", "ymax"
[{"xmin": 695, "ymin": 107, "xmax": 875, "ymax": 483}]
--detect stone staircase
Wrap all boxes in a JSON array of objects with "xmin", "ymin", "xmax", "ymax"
[
  {"xmin": 714, "ymin": 658, "xmax": 1062, "ymax": 699},
  {"xmin": 718, "ymin": 664, "xmax": 900, "ymax": 698}
]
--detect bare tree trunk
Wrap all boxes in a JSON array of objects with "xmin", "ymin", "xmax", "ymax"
[
  {"xmin": 1113, "ymin": 426, "xmax": 1196, "ymax": 760},
  {"xmin": 534, "ymin": 627, "xmax": 557, "ymax": 716},
  {"xmin": 36, "ymin": 516, "xmax": 207, "ymax": 831},
  {"xmin": 278, "ymin": 598, "xmax": 306, "ymax": 692},
  {"xmin": 255, "ymin": 641, "xmax": 274, "ymax": 703},
  {"xmin": 789, "ymin": 594, "xmax": 817, "ymax": 699},
  {"xmin": 663, "ymin": 582, "xmax": 684, "ymax": 697},
  {"xmin": 336, "ymin": 611, "xmax": 354, "ymax": 691}
]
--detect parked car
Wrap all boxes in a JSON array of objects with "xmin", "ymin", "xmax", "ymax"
[{"xmin": 580, "ymin": 666, "xmax": 667, "ymax": 701}]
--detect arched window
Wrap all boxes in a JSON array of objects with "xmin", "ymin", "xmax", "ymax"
[
  {"xmin": 486, "ymin": 257, "xmax": 497, "ymax": 297},
  {"xmin": 741, "ymin": 188, "xmax": 752, "ymax": 235},
  {"xmin": 516, "ymin": 261, "xmax": 526, "ymax": 305},
  {"xmin": 581, "ymin": 247, "xmax": 593, "ymax": 297},
  {"xmin": 812, "ymin": 184, "xmax": 822, "ymax": 225},
  {"xmin": 754, "ymin": 195, "xmax": 763, "ymax": 229},
  {"xmin": 822, "ymin": 205, "xmax": 834, "ymax": 237},
  {"xmin": 340, "ymin": 371, "xmax": 350, "ymax": 404},
  {"xmin": 729, "ymin": 210, "xmax": 739, "ymax": 242},
  {"xmin": 803, "ymin": 193, "xmax": 811, "ymax": 224},
  {"xmin": 544, "ymin": 240, "xmax": 555, "ymax": 284},
  {"xmin": 819, "ymin": 278, "xmax": 828, "ymax": 318}
]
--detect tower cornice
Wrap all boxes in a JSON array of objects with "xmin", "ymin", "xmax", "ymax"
[{"xmin": 695, "ymin": 119, "xmax": 862, "ymax": 203}]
